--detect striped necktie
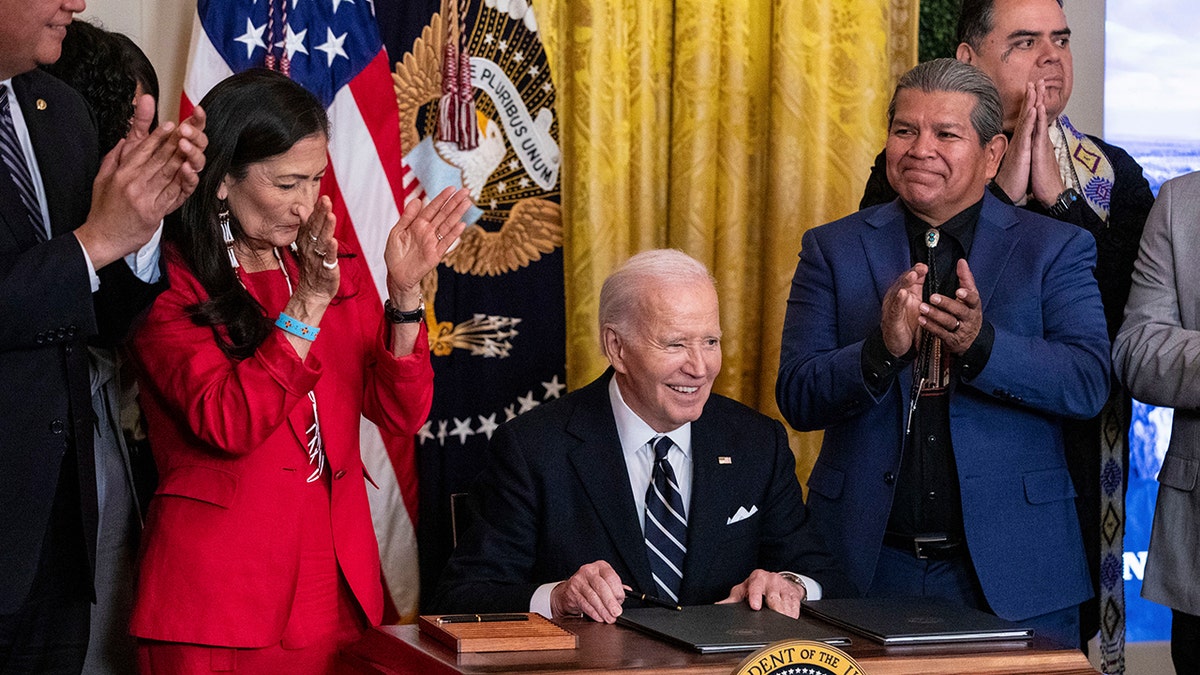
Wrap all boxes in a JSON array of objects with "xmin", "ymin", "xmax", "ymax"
[
  {"xmin": 0, "ymin": 84, "xmax": 47, "ymax": 242},
  {"xmin": 644, "ymin": 435, "xmax": 688, "ymax": 602}
]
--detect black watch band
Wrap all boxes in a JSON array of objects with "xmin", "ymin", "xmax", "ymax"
[
  {"xmin": 384, "ymin": 299, "xmax": 425, "ymax": 324},
  {"xmin": 1047, "ymin": 188, "xmax": 1080, "ymax": 217}
]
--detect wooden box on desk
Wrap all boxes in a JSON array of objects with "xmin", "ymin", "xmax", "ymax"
[{"xmin": 418, "ymin": 613, "xmax": 578, "ymax": 653}]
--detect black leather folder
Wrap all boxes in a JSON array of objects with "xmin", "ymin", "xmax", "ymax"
[
  {"xmin": 802, "ymin": 597, "xmax": 1033, "ymax": 645},
  {"xmin": 616, "ymin": 603, "xmax": 852, "ymax": 654}
]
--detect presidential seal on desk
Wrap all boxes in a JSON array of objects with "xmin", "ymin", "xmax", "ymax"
[{"xmin": 734, "ymin": 639, "xmax": 865, "ymax": 675}]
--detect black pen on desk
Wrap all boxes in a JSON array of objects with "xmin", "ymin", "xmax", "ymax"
[
  {"xmin": 436, "ymin": 613, "xmax": 530, "ymax": 624},
  {"xmin": 624, "ymin": 589, "xmax": 682, "ymax": 611}
]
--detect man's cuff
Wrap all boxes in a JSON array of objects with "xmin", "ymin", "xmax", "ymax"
[
  {"xmin": 958, "ymin": 320, "xmax": 995, "ymax": 381},
  {"xmin": 76, "ymin": 237, "xmax": 100, "ymax": 293},
  {"xmin": 861, "ymin": 327, "xmax": 915, "ymax": 395},
  {"xmin": 125, "ymin": 222, "xmax": 164, "ymax": 284},
  {"xmin": 531, "ymin": 582, "xmax": 560, "ymax": 619}
]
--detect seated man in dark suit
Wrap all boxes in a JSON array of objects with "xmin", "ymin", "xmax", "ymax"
[{"xmin": 434, "ymin": 249, "xmax": 851, "ymax": 623}]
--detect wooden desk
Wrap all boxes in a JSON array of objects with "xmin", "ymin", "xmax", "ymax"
[{"xmin": 338, "ymin": 618, "xmax": 1098, "ymax": 675}]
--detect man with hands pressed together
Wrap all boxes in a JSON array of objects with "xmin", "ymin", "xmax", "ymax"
[
  {"xmin": 777, "ymin": 59, "xmax": 1110, "ymax": 648},
  {"xmin": 0, "ymin": 0, "xmax": 207, "ymax": 672},
  {"xmin": 434, "ymin": 249, "xmax": 850, "ymax": 623}
]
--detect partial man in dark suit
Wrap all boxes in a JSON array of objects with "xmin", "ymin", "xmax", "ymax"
[
  {"xmin": 435, "ymin": 249, "xmax": 850, "ymax": 623},
  {"xmin": 861, "ymin": 3, "xmax": 1154, "ymax": 647},
  {"xmin": 0, "ymin": 0, "xmax": 207, "ymax": 672},
  {"xmin": 777, "ymin": 58, "xmax": 1110, "ymax": 648}
]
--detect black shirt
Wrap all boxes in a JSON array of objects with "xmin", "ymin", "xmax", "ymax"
[{"xmin": 859, "ymin": 199, "xmax": 995, "ymax": 538}]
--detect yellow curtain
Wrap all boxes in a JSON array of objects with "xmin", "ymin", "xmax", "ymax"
[{"xmin": 538, "ymin": 0, "xmax": 917, "ymax": 477}]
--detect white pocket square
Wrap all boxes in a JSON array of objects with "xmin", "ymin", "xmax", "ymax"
[{"xmin": 726, "ymin": 505, "xmax": 758, "ymax": 525}]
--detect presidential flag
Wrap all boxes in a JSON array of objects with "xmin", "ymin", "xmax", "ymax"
[
  {"xmin": 181, "ymin": 0, "xmax": 425, "ymax": 620},
  {"xmin": 376, "ymin": 0, "xmax": 565, "ymax": 604}
]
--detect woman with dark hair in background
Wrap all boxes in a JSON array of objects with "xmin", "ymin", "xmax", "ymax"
[
  {"xmin": 127, "ymin": 69, "xmax": 469, "ymax": 673},
  {"xmin": 43, "ymin": 20, "xmax": 158, "ymax": 154}
]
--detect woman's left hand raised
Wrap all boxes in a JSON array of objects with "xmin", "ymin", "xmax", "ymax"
[{"xmin": 384, "ymin": 187, "xmax": 472, "ymax": 302}]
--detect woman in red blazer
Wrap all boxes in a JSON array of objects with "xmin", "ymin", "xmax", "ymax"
[{"xmin": 128, "ymin": 69, "xmax": 469, "ymax": 673}]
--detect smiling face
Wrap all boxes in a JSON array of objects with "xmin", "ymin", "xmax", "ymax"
[
  {"xmin": 605, "ymin": 280, "xmax": 722, "ymax": 433},
  {"xmin": 958, "ymin": 0, "xmax": 1073, "ymax": 130},
  {"xmin": 0, "ymin": 0, "xmax": 83, "ymax": 79},
  {"xmin": 219, "ymin": 132, "xmax": 328, "ymax": 256},
  {"xmin": 885, "ymin": 88, "xmax": 1006, "ymax": 225}
]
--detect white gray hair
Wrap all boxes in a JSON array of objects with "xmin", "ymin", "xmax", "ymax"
[{"xmin": 598, "ymin": 249, "xmax": 715, "ymax": 353}]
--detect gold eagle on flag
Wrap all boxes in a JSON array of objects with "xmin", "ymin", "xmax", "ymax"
[{"xmin": 392, "ymin": 10, "xmax": 562, "ymax": 279}]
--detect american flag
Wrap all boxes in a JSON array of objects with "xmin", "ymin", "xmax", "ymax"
[{"xmin": 181, "ymin": 0, "xmax": 425, "ymax": 620}]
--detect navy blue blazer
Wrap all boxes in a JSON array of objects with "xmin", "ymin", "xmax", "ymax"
[
  {"xmin": 0, "ymin": 69, "xmax": 162, "ymax": 612},
  {"xmin": 776, "ymin": 190, "xmax": 1110, "ymax": 621},
  {"xmin": 433, "ymin": 370, "xmax": 853, "ymax": 613}
]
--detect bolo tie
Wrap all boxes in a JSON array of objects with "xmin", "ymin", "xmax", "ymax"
[{"xmin": 905, "ymin": 228, "xmax": 941, "ymax": 437}]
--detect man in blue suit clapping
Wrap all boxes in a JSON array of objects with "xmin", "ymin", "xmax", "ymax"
[{"xmin": 776, "ymin": 58, "xmax": 1110, "ymax": 648}]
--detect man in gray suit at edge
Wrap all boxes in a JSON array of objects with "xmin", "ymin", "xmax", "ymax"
[{"xmin": 1112, "ymin": 170, "xmax": 1200, "ymax": 673}]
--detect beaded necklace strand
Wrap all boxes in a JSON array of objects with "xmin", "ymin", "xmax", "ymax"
[{"xmin": 234, "ymin": 247, "xmax": 326, "ymax": 482}]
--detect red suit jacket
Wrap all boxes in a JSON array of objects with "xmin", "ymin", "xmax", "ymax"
[{"xmin": 128, "ymin": 244, "xmax": 432, "ymax": 646}]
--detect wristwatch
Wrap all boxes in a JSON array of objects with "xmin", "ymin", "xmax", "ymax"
[
  {"xmin": 778, "ymin": 571, "xmax": 809, "ymax": 597},
  {"xmin": 384, "ymin": 299, "xmax": 425, "ymax": 324},
  {"xmin": 1047, "ymin": 187, "xmax": 1080, "ymax": 217}
]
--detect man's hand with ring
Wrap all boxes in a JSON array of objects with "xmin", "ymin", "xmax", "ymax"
[{"xmin": 918, "ymin": 258, "xmax": 982, "ymax": 355}]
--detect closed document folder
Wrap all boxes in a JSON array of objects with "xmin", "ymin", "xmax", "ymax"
[
  {"xmin": 617, "ymin": 603, "xmax": 851, "ymax": 654},
  {"xmin": 803, "ymin": 597, "xmax": 1033, "ymax": 645}
]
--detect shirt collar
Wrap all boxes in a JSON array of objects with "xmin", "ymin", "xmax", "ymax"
[
  {"xmin": 902, "ymin": 197, "xmax": 982, "ymax": 256},
  {"xmin": 608, "ymin": 375, "xmax": 692, "ymax": 461}
]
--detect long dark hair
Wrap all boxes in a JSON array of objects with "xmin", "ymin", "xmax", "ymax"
[{"xmin": 167, "ymin": 69, "xmax": 329, "ymax": 360}]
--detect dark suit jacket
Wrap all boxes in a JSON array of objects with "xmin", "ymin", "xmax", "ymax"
[
  {"xmin": 433, "ymin": 370, "xmax": 852, "ymax": 613},
  {"xmin": 0, "ymin": 69, "xmax": 162, "ymax": 613},
  {"xmin": 776, "ymin": 190, "xmax": 1111, "ymax": 621}
]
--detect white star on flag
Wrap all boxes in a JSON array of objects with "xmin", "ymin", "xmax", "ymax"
[
  {"xmin": 450, "ymin": 418, "xmax": 474, "ymax": 444},
  {"xmin": 541, "ymin": 376, "xmax": 566, "ymax": 400},
  {"xmin": 476, "ymin": 413, "xmax": 500, "ymax": 440},
  {"xmin": 275, "ymin": 25, "xmax": 309, "ymax": 60},
  {"xmin": 235, "ymin": 18, "xmax": 266, "ymax": 59},
  {"xmin": 315, "ymin": 27, "xmax": 349, "ymax": 66},
  {"xmin": 417, "ymin": 420, "xmax": 435, "ymax": 444},
  {"xmin": 331, "ymin": 0, "xmax": 354, "ymax": 13},
  {"xmin": 517, "ymin": 391, "xmax": 539, "ymax": 413}
]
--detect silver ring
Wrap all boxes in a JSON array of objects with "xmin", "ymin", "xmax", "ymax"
[
  {"xmin": 436, "ymin": 232, "xmax": 444, "ymax": 242},
  {"xmin": 952, "ymin": 319, "xmax": 961, "ymax": 332},
  {"xmin": 322, "ymin": 258, "xmax": 338, "ymax": 270},
  {"xmin": 314, "ymin": 248, "xmax": 327, "ymax": 257},
  {"xmin": 308, "ymin": 233, "xmax": 319, "ymax": 243}
]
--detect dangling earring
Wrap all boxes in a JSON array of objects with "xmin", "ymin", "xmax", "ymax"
[{"xmin": 219, "ymin": 202, "xmax": 238, "ymax": 269}]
